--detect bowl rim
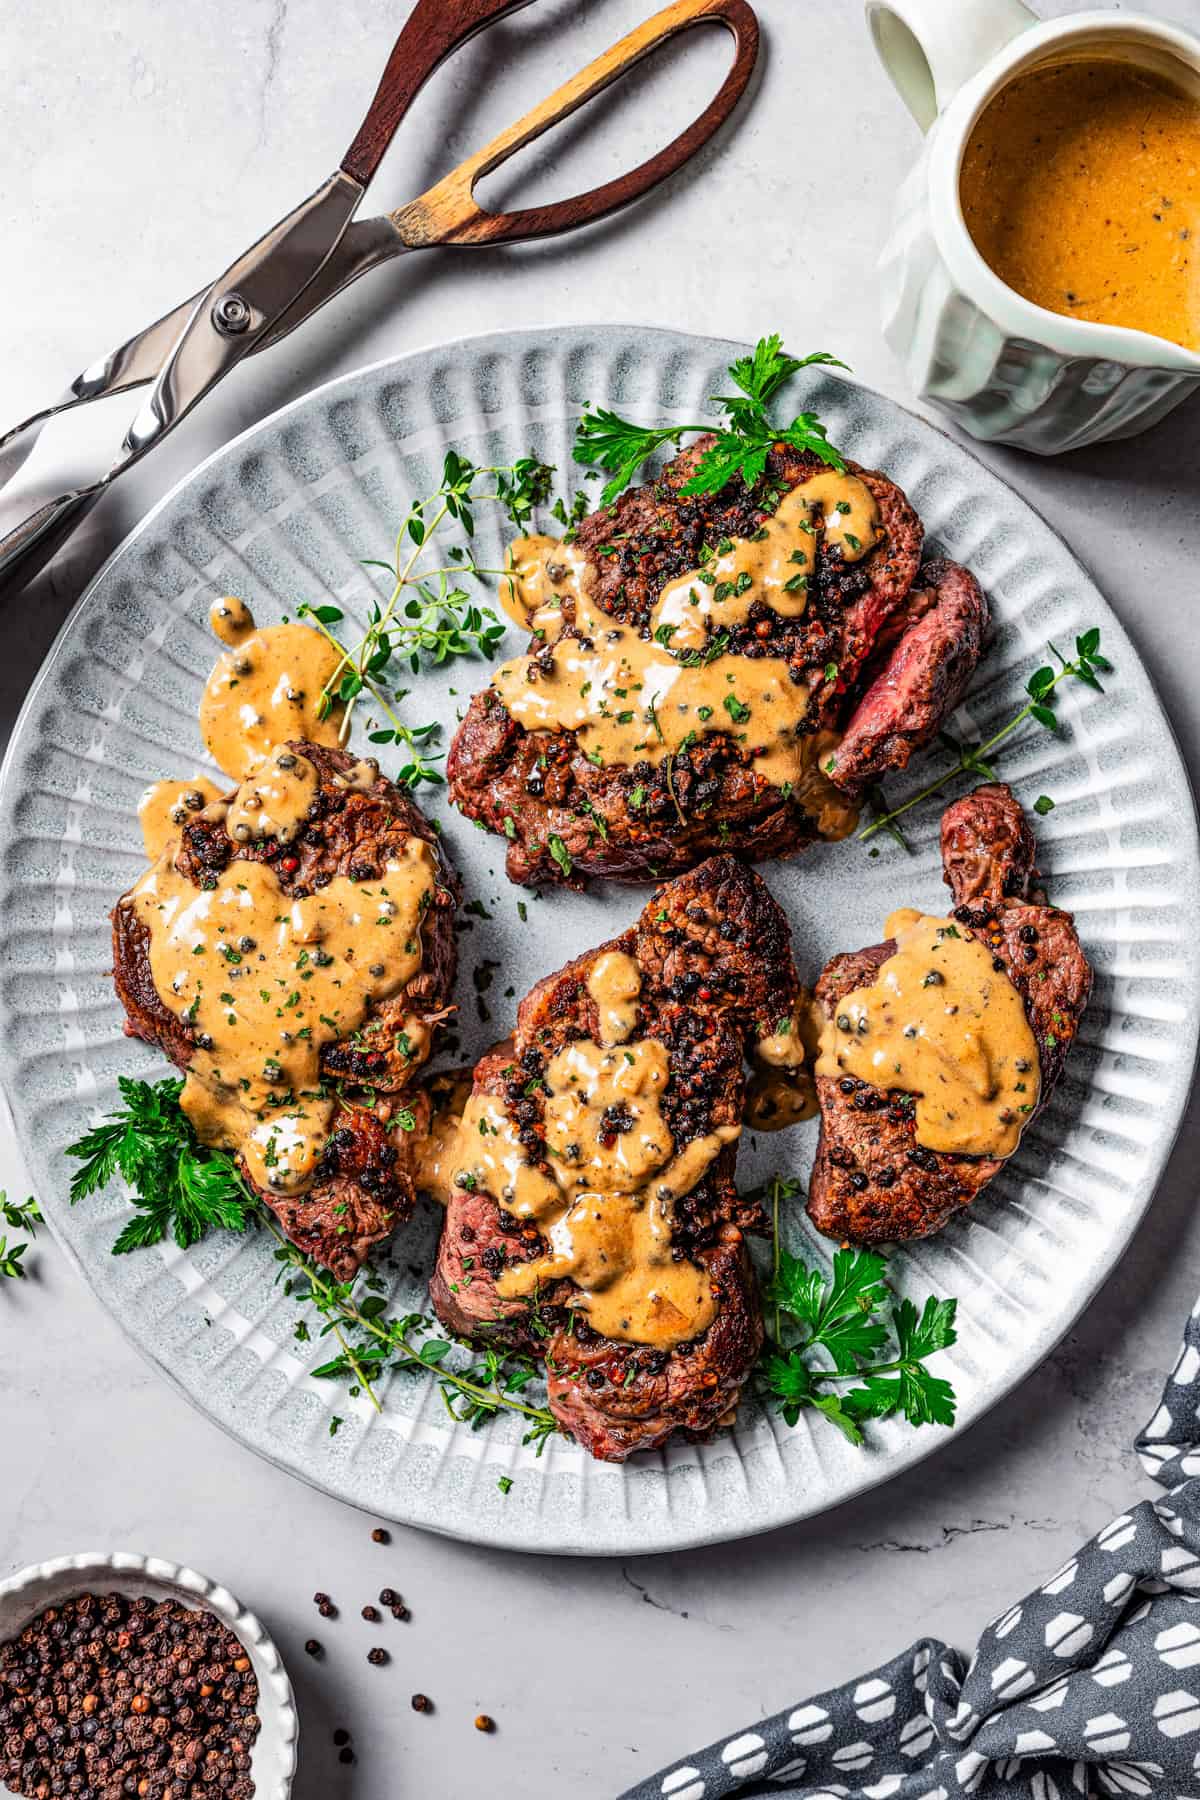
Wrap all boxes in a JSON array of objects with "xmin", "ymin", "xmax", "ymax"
[
  {"xmin": 0, "ymin": 1549, "xmax": 298, "ymax": 1800},
  {"xmin": 927, "ymin": 9, "xmax": 1200, "ymax": 372}
]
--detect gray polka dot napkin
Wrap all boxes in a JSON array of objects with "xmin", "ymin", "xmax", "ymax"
[{"xmin": 620, "ymin": 1296, "xmax": 1200, "ymax": 1800}]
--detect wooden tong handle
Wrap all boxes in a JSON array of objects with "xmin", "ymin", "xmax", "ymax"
[
  {"xmin": 342, "ymin": 0, "xmax": 535, "ymax": 188},
  {"xmin": 391, "ymin": 0, "xmax": 760, "ymax": 249}
]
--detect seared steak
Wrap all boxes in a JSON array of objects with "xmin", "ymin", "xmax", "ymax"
[
  {"xmin": 448, "ymin": 438, "xmax": 939, "ymax": 886},
  {"xmin": 427, "ymin": 1042, "xmax": 561, "ymax": 1346},
  {"xmin": 808, "ymin": 784, "xmax": 1091, "ymax": 1245},
  {"xmin": 430, "ymin": 855, "xmax": 801, "ymax": 1459},
  {"xmin": 826, "ymin": 559, "xmax": 989, "ymax": 795},
  {"xmin": 112, "ymin": 742, "xmax": 459, "ymax": 1277},
  {"xmin": 545, "ymin": 1233, "xmax": 760, "ymax": 1463}
]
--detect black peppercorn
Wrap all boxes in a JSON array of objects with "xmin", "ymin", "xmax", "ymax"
[
  {"xmin": 370, "ymin": 1528, "xmax": 390, "ymax": 1545},
  {"xmin": 304, "ymin": 1640, "xmax": 323, "ymax": 1659},
  {"xmin": 411, "ymin": 1694, "xmax": 431, "ymax": 1713},
  {"xmin": 361, "ymin": 1606, "xmax": 380, "ymax": 1623},
  {"xmin": 0, "ymin": 1592, "xmax": 261, "ymax": 1800},
  {"xmin": 378, "ymin": 1589, "xmax": 399, "ymax": 1608}
]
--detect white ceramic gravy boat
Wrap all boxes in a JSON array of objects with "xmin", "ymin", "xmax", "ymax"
[{"xmin": 867, "ymin": 0, "xmax": 1200, "ymax": 452}]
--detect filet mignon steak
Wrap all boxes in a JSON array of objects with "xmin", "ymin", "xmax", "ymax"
[
  {"xmin": 112, "ymin": 742, "xmax": 459, "ymax": 1277},
  {"xmin": 429, "ymin": 854, "xmax": 805, "ymax": 1460},
  {"xmin": 448, "ymin": 439, "xmax": 987, "ymax": 887},
  {"xmin": 808, "ymin": 784, "xmax": 1092, "ymax": 1245}
]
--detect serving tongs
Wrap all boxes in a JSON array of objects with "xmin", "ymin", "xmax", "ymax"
[{"xmin": 0, "ymin": 0, "xmax": 758, "ymax": 595}]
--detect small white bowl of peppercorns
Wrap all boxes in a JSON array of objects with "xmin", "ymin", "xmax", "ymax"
[{"xmin": 0, "ymin": 1550, "xmax": 298, "ymax": 1800}]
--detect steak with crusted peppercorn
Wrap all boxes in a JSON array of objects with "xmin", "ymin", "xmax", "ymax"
[
  {"xmin": 545, "ymin": 1232, "xmax": 761, "ymax": 1462},
  {"xmin": 429, "ymin": 854, "xmax": 801, "ymax": 1457},
  {"xmin": 111, "ymin": 742, "xmax": 459, "ymax": 1277},
  {"xmin": 448, "ymin": 437, "xmax": 933, "ymax": 885},
  {"xmin": 808, "ymin": 784, "xmax": 1091, "ymax": 1245}
]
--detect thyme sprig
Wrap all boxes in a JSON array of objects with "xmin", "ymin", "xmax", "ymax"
[
  {"xmin": 0, "ymin": 1193, "xmax": 42, "ymax": 1281},
  {"xmin": 66, "ymin": 1079, "xmax": 557, "ymax": 1444},
  {"xmin": 299, "ymin": 449, "xmax": 553, "ymax": 788},
  {"xmin": 276, "ymin": 1228, "xmax": 555, "ymax": 1445},
  {"xmin": 858, "ymin": 628, "xmax": 1110, "ymax": 846},
  {"xmin": 574, "ymin": 335, "xmax": 847, "ymax": 506}
]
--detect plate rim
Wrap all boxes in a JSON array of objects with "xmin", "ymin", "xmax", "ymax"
[{"xmin": 3, "ymin": 319, "xmax": 1197, "ymax": 1556}]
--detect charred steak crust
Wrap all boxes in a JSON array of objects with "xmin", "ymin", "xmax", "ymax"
[
  {"xmin": 431, "ymin": 856, "xmax": 801, "ymax": 1457},
  {"xmin": 828, "ymin": 559, "xmax": 990, "ymax": 795},
  {"xmin": 807, "ymin": 785, "xmax": 1092, "ymax": 1246},
  {"xmin": 427, "ymin": 1045, "xmax": 562, "ymax": 1349},
  {"xmin": 447, "ymin": 439, "xmax": 926, "ymax": 886},
  {"xmin": 544, "ymin": 1233, "xmax": 763, "ymax": 1464},
  {"xmin": 941, "ymin": 780, "xmax": 1039, "ymax": 906},
  {"xmin": 111, "ymin": 742, "xmax": 460, "ymax": 1278}
]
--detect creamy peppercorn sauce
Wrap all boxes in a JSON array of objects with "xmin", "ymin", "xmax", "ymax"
[
  {"xmin": 200, "ymin": 593, "xmax": 345, "ymax": 778},
  {"xmin": 138, "ymin": 774, "xmax": 226, "ymax": 859},
  {"xmin": 122, "ymin": 601, "xmax": 439, "ymax": 1201},
  {"xmin": 961, "ymin": 57, "xmax": 1200, "ymax": 351},
  {"xmin": 815, "ymin": 910, "xmax": 1041, "ymax": 1159},
  {"xmin": 490, "ymin": 465, "xmax": 882, "ymax": 840},
  {"xmin": 421, "ymin": 951, "xmax": 742, "ymax": 1349},
  {"xmin": 745, "ymin": 987, "xmax": 821, "ymax": 1131}
]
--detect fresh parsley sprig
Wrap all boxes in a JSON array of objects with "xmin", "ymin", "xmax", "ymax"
[
  {"xmin": 0, "ymin": 1193, "xmax": 42, "ymax": 1282},
  {"xmin": 574, "ymin": 335, "xmax": 847, "ymax": 506},
  {"xmin": 299, "ymin": 449, "xmax": 553, "ymax": 788},
  {"xmin": 858, "ymin": 628, "xmax": 1110, "ymax": 847},
  {"xmin": 66, "ymin": 1079, "xmax": 556, "ymax": 1444},
  {"xmin": 760, "ymin": 1242, "xmax": 958, "ymax": 1446},
  {"xmin": 67, "ymin": 1076, "xmax": 256, "ymax": 1254}
]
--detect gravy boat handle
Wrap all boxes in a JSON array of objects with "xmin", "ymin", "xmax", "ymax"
[{"xmin": 865, "ymin": 0, "xmax": 1038, "ymax": 131}]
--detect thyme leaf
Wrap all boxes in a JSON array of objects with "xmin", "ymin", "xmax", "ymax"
[
  {"xmin": 859, "ymin": 628, "xmax": 1109, "ymax": 847},
  {"xmin": 299, "ymin": 449, "xmax": 553, "ymax": 789},
  {"xmin": 66, "ymin": 1080, "xmax": 557, "ymax": 1444}
]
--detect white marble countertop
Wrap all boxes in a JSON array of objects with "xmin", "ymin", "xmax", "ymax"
[{"xmin": 3, "ymin": 0, "xmax": 1200, "ymax": 1793}]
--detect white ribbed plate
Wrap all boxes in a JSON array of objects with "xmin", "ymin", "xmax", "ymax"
[{"xmin": 1, "ymin": 326, "xmax": 1195, "ymax": 1555}]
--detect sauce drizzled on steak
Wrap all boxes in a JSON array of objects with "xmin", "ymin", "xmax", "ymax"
[
  {"xmin": 111, "ymin": 602, "xmax": 459, "ymax": 1276},
  {"xmin": 808, "ymin": 784, "xmax": 1091, "ymax": 1245},
  {"xmin": 425, "ymin": 854, "xmax": 807, "ymax": 1459}
]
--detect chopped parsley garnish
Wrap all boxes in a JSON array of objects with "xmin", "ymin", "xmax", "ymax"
[{"xmin": 548, "ymin": 836, "xmax": 573, "ymax": 877}]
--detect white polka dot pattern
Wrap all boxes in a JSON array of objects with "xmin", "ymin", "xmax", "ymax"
[{"xmin": 624, "ymin": 1294, "xmax": 1200, "ymax": 1798}]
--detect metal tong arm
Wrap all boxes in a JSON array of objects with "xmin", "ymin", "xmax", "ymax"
[
  {"xmin": 343, "ymin": 0, "xmax": 536, "ymax": 185},
  {"xmin": 0, "ymin": 0, "xmax": 532, "ymax": 485},
  {"xmin": 257, "ymin": 0, "xmax": 760, "ymax": 344},
  {"xmin": 0, "ymin": 0, "xmax": 757, "ymax": 471},
  {"xmin": 122, "ymin": 0, "xmax": 537, "ymax": 469},
  {"xmin": 0, "ymin": 0, "xmax": 535, "ymax": 594}
]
